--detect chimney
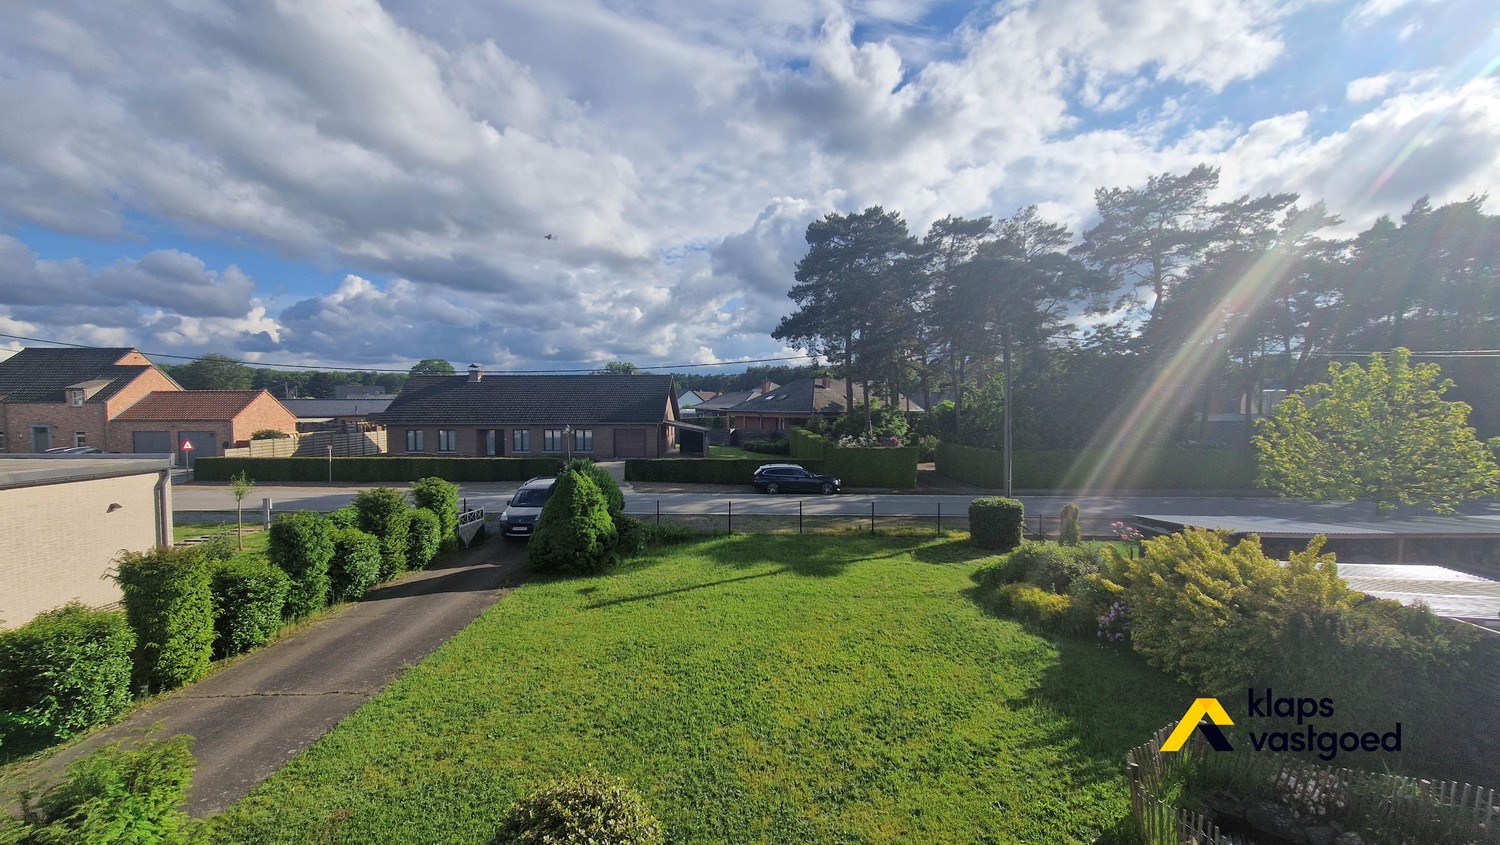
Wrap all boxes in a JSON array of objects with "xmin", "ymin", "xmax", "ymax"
[
  {"xmin": 820, "ymin": 375, "xmax": 832, "ymax": 389},
  {"xmin": 468, "ymin": 363, "xmax": 483, "ymax": 383},
  {"xmin": 761, "ymin": 379, "xmax": 772, "ymax": 394}
]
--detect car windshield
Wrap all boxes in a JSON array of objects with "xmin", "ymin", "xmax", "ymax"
[{"xmin": 511, "ymin": 487, "xmax": 552, "ymax": 507}]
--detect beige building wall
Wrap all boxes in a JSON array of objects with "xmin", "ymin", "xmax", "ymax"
[{"xmin": 0, "ymin": 472, "xmax": 165, "ymax": 629}]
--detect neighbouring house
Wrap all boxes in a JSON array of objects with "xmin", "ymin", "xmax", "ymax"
[
  {"xmin": 677, "ymin": 389, "xmax": 719, "ymax": 416},
  {"xmin": 281, "ymin": 398, "xmax": 393, "ymax": 432},
  {"xmin": 727, "ymin": 377, "xmax": 924, "ymax": 432},
  {"xmin": 0, "ymin": 457, "xmax": 172, "ymax": 630},
  {"xmin": 376, "ymin": 367, "xmax": 687, "ymax": 459},
  {"xmin": 0, "ymin": 347, "xmax": 181, "ymax": 454},
  {"xmin": 108, "ymin": 389, "xmax": 299, "ymax": 466},
  {"xmin": 691, "ymin": 386, "xmax": 770, "ymax": 420},
  {"xmin": 334, "ymin": 385, "xmax": 397, "ymax": 400}
]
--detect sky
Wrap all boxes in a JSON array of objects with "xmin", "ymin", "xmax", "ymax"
[{"xmin": 0, "ymin": 0, "xmax": 1497, "ymax": 374}]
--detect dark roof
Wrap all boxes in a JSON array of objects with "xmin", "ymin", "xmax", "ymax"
[
  {"xmin": 282, "ymin": 399, "xmax": 392, "ymax": 418},
  {"xmin": 113, "ymin": 390, "xmax": 281, "ymax": 421},
  {"xmin": 693, "ymin": 388, "xmax": 764, "ymax": 412},
  {"xmin": 0, "ymin": 347, "xmax": 163, "ymax": 404},
  {"xmin": 375, "ymin": 375, "xmax": 675, "ymax": 426},
  {"xmin": 728, "ymin": 379, "xmax": 924, "ymax": 415}
]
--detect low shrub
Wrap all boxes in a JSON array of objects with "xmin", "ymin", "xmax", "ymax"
[
  {"xmin": 267, "ymin": 511, "xmax": 335, "ymax": 619},
  {"xmin": 406, "ymin": 508, "xmax": 442, "ymax": 570},
  {"xmin": 991, "ymin": 583, "xmax": 1075, "ymax": 633},
  {"xmin": 917, "ymin": 434, "xmax": 939, "ymax": 463},
  {"xmin": 328, "ymin": 527, "xmax": 382, "ymax": 603},
  {"xmin": 494, "ymin": 772, "xmax": 663, "ymax": 845},
  {"xmin": 410, "ymin": 477, "xmax": 459, "ymax": 544},
  {"xmin": 353, "ymin": 488, "xmax": 412, "ymax": 581},
  {"xmin": 9, "ymin": 735, "xmax": 195, "ymax": 845},
  {"xmin": 1058, "ymin": 502, "xmax": 1081, "ymax": 546},
  {"xmin": 529, "ymin": 471, "xmax": 618, "ymax": 576},
  {"xmin": 743, "ymin": 439, "xmax": 791, "ymax": 455},
  {"xmin": 0, "ymin": 604, "xmax": 134, "ymax": 739},
  {"xmin": 113, "ymin": 546, "xmax": 215, "ymax": 693},
  {"xmin": 209, "ymin": 559, "xmax": 291, "ymax": 658},
  {"xmin": 327, "ymin": 506, "xmax": 359, "ymax": 530},
  {"xmin": 613, "ymin": 513, "xmax": 648, "ymax": 558},
  {"xmin": 969, "ymin": 497, "xmax": 1024, "ymax": 552},
  {"xmin": 1003, "ymin": 541, "xmax": 1106, "ymax": 593},
  {"xmin": 249, "ymin": 429, "xmax": 292, "ymax": 440}
]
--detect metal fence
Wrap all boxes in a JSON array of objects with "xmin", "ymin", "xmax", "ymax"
[{"xmin": 622, "ymin": 500, "xmax": 1127, "ymax": 540}]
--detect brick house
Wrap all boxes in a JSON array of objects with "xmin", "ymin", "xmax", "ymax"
[
  {"xmin": 0, "ymin": 457, "xmax": 172, "ymax": 630},
  {"xmin": 376, "ymin": 368, "xmax": 684, "ymax": 459},
  {"xmin": 727, "ymin": 377, "xmax": 924, "ymax": 432},
  {"xmin": 0, "ymin": 347, "xmax": 181, "ymax": 453},
  {"xmin": 109, "ymin": 390, "xmax": 299, "ymax": 465}
]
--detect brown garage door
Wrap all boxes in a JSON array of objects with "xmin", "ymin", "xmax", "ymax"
[{"xmin": 615, "ymin": 429, "xmax": 647, "ymax": 458}]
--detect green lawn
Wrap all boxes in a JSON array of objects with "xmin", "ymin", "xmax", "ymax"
[{"xmin": 198, "ymin": 535, "xmax": 1186, "ymax": 844}]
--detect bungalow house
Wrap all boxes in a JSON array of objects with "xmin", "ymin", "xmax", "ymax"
[
  {"xmin": 727, "ymin": 377, "xmax": 923, "ymax": 432},
  {"xmin": 0, "ymin": 347, "xmax": 180, "ymax": 453},
  {"xmin": 676, "ymin": 389, "xmax": 719, "ymax": 416},
  {"xmin": 281, "ymin": 398, "xmax": 392, "ymax": 432},
  {"xmin": 375, "ymin": 367, "xmax": 685, "ymax": 459},
  {"xmin": 691, "ymin": 385, "xmax": 771, "ymax": 420},
  {"xmin": 108, "ymin": 389, "xmax": 299, "ymax": 465}
]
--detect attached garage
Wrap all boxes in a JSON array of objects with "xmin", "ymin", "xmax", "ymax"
[{"xmin": 615, "ymin": 429, "xmax": 647, "ymax": 458}]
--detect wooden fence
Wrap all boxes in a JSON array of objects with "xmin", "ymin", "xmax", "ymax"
[
  {"xmin": 1127, "ymin": 723, "xmax": 1500, "ymax": 844},
  {"xmin": 224, "ymin": 429, "xmax": 386, "ymax": 459}
]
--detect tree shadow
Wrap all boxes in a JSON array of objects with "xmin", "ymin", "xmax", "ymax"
[{"xmin": 583, "ymin": 569, "xmax": 786, "ymax": 610}]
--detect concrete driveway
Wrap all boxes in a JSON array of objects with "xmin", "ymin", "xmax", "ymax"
[{"xmin": 1, "ymin": 537, "xmax": 529, "ymax": 818}]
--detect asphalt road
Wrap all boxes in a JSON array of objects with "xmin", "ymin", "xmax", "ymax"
[{"xmin": 0, "ymin": 538, "xmax": 529, "ymax": 818}]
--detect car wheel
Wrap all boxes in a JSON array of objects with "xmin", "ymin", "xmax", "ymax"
[
  {"xmin": 765, "ymin": 482, "xmax": 780, "ymax": 495},
  {"xmin": 820, "ymin": 483, "xmax": 835, "ymax": 495}
]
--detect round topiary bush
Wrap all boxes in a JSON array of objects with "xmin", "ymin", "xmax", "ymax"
[
  {"xmin": 493, "ymin": 772, "xmax": 663, "ymax": 845},
  {"xmin": 528, "ymin": 471, "xmax": 618, "ymax": 575}
]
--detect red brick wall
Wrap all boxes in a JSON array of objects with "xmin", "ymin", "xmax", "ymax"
[
  {"xmin": 228, "ymin": 392, "xmax": 299, "ymax": 445},
  {"xmin": 387, "ymin": 424, "xmax": 668, "ymax": 459},
  {"xmin": 103, "ymin": 368, "xmax": 180, "ymax": 419},
  {"xmin": 106, "ymin": 420, "xmax": 233, "ymax": 454},
  {"xmin": 0, "ymin": 402, "xmax": 108, "ymax": 452}
]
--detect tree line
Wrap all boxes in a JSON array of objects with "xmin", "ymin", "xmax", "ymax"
[{"xmin": 772, "ymin": 165, "xmax": 1500, "ymax": 448}]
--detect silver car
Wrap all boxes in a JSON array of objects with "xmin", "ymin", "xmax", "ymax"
[{"xmin": 498, "ymin": 476, "xmax": 557, "ymax": 539}]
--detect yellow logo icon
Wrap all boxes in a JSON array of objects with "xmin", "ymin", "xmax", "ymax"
[{"xmin": 1162, "ymin": 697, "xmax": 1234, "ymax": 752}]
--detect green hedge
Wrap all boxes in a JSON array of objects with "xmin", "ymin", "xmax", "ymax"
[
  {"xmin": 193, "ymin": 457, "xmax": 561, "ymax": 482},
  {"xmin": 113, "ymin": 547, "xmax": 215, "ymax": 693},
  {"xmin": 328, "ymin": 527, "xmax": 382, "ymax": 603},
  {"xmin": 209, "ymin": 559, "xmax": 290, "ymax": 658},
  {"xmin": 935, "ymin": 443, "xmax": 1259, "ymax": 490},
  {"xmin": 406, "ymin": 508, "xmax": 441, "ymax": 570},
  {"xmin": 788, "ymin": 428, "xmax": 827, "ymax": 461},
  {"xmin": 788, "ymin": 428, "xmax": 917, "ymax": 487},
  {"xmin": 970, "ymin": 497, "xmax": 1024, "ymax": 552},
  {"xmin": 0, "ymin": 604, "xmax": 135, "ymax": 738},
  {"xmin": 409, "ymin": 477, "xmax": 459, "ymax": 543},
  {"xmin": 625, "ymin": 458, "xmax": 826, "ymax": 484}
]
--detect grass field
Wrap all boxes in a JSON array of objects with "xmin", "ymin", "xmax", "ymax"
[{"xmin": 198, "ymin": 534, "xmax": 1187, "ymax": 844}]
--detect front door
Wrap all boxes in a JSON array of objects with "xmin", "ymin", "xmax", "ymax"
[{"xmin": 30, "ymin": 425, "xmax": 51, "ymax": 452}]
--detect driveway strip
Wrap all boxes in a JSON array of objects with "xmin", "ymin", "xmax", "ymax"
[{"xmin": 1, "ymin": 538, "xmax": 529, "ymax": 818}]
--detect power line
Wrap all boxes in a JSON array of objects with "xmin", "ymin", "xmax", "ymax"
[
  {"xmin": 1306, "ymin": 349, "xmax": 1500, "ymax": 358},
  {"xmin": 0, "ymin": 331, "xmax": 819, "ymax": 374}
]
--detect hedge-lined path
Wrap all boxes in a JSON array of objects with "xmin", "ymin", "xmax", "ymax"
[{"xmin": 0, "ymin": 537, "xmax": 529, "ymax": 818}]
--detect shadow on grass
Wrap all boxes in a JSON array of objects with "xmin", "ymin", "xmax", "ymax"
[{"xmin": 584, "ymin": 568, "xmax": 786, "ymax": 609}]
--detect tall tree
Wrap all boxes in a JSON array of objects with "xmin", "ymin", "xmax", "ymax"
[
  {"xmin": 774, "ymin": 207, "xmax": 915, "ymax": 433},
  {"xmin": 595, "ymin": 361, "xmax": 638, "ymax": 375},
  {"xmin": 1254, "ymin": 348, "xmax": 1499, "ymax": 514},
  {"xmin": 912, "ymin": 215, "xmax": 994, "ymax": 436},
  {"xmin": 408, "ymin": 358, "xmax": 456, "ymax": 377},
  {"xmin": 171, "ymin": 353, "xmax": 255, "ymax": 390}
]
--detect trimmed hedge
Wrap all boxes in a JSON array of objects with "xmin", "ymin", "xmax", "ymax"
[
  {"xmin": 328, "ymin": 527, "xmax": 382, "ymax": 602},
  {"xmin": 970, "ymin": 497, "xmax": 1024, "ymax": 552},
  {"xmin": 353, "ymin": 488, "xmax": 412, "ymax": 582},
  {"xmin": 209, "ymin": 559, "xmax": 291, "ymax": 658},
  {"xmin": 193, "ymin": 456, "xmax": 560, "ymax": 483},
  {"xmin": 268, "ymin": 511, "xmax": 335, "ymax": 619},
  {"xmin": 935, "ymin": 443, "xmax": 1259, "ymax": 490},
  {"xmin": 789, "ymin": 427, "xmax": 917, "ymax": 487},
  {"xmin": 625, "ymin": 458, "xmax": 827, "ymax": 485},
  {"xmin": 0, "ymin": 604, "xmax": 135, "ymax": 738},
  {"xmin": 788, "ymin": 427, "xmax": 828, "ymax": 460},
  {"xmin": 409, "ymin": 477, "xmax": 459, "ymax": 544},
  {"xmin": 113, "ymin": 547, "xmax": 215, "ymax": 692},
  {"xmin": 406, "ymin": 508, "xmax": 441, "ymax": 570}
]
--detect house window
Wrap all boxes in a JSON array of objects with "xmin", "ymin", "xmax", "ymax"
[
  {"xmin": 438, "ymin": 429, "xmax": 456, "ymax": 452},
  {"xmin": 512, "ymin": 429, "xmax": 531, "ymax": 453},
  {"xmin": 573, "ymin": 428, "xmax": 593, "ymax": 453},
  {"xmin": 0, "ymin": 431, "xmax": 7, "ymax": 451},
  {"xmin": 484, "ymin": 430, "xmax": 498, "ymax": 456},
  {"xmin": 75, "ymin": 431, "xmax": 87, "ymax": 447},
  {"xmin": 543, "ymin": 429, "xmax": 564, "ymax": 452},
  {"xmin": 69, "ymin": 390, "xmax": 84, "ymax": 407},
  {"xmin": 405, "ymin": 429, "xmax": 425, "ymax": 452}
]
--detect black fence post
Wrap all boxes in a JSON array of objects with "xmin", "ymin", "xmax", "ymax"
[
  {"xmin": 728, "ymin": 500, "xmax": 733, "ymax": 535},
  {"xmin": 870, "ymin": 501, "xmax": 875, "ymax": 535},
  {"xmin": 937, "ymin": 500, "xmax": 942, "ymax": 536},
  {"xmin": 799, "ymin": 500, "xmax": 804, "ymax": 534},
  {"xmin": 656, "ymin": 499, "xmax": 661, "ymax": 526}
]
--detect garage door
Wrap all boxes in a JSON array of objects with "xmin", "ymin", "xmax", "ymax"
[
  {"xmin": 133, "ymin": 431, "xmax": 172, "ymax": 454},
  {"xmin": 615, "ymin": 429, "xmax": 647, "ymax": 458},
  {"xmin": 179, "ymin": 431, "xmax": 217, "ymax": 467}
]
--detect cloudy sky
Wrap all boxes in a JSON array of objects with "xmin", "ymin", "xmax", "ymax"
[{"xmin": 1, "ymin": 0, "xmax": 1497, "ymax": 374}]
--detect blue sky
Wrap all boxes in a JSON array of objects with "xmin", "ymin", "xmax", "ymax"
[{"xmin": 0, "ymin": 0, "xmax": 1497, "ymax": 372}]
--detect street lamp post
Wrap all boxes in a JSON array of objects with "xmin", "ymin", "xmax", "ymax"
[{"xmin": 563, "ymin": 424, "xmax": 572, "ymax": 463}]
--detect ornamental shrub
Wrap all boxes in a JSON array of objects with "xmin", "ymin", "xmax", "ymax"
[
  {"xmin": 743, "ymin": 439, "xmax": 791, "ymax": 455},
  {"xmin": 563, "ymin": 458, "xmax": 624, "ymax": 517},
  {"xmin": 406, "ymin": 508, "xmax": 442, "ymax": 570},
  {"xmin": 494, "ymin": 772, "xmax": 663, "ymax": 845},
  {"xmin": 410, "ymin": 477, "xmax": 459, "ymax": 544},
  {"xmin": 209, "ymin": 559, "xmax": 290, "ymax": 658},
  {"xmin": 612, "ymin": 513, "xmax": 648, "ymax": 558},
  {"xmin": 13, "ymin": 735, "xmax": 195, "ymax": 845},
  {"xmin": 328, "ymin": 527, "xmax": 382, "ymax": 603},
  {"xmin": 113, "ymin": 546, "xmax": 215, "ymax": 693},
  {"xmin": 353, "ymin": 488, "xmax": 412, "ymax": 581},
  {"xmin": 991, "ymin": 583, "xmax": 1075, "ymax": 633},
  {"xmin": 267, "ymin": 511, "xmax": 335, "ymax": 619},
  {"xmin": 969, "ymin": 497, "xmax": 1024, "ymax": 552},
  {"xmin": 327, "ymin": 505, "xmax": 359, "ymax": 530},
  {"xmin": 250, "ymin": 429, "xmax": 291, "ymax": 440},
  {"xmin": 529, "ymin": 471, "xmax": 618, "ymax": 575},
  {"xmin": 1058, "ymin": 502, "xmax": 1081, "ymax": 546},
  {"xmin": 0, "ymin": 604, "xmax": 134, "ymax": 739}
]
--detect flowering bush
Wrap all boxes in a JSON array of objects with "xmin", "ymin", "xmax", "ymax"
[
  {"xmin": 1097, "ymin": 600, "xmax": 1131, "ymax": 644},
  {"xmin": 1274, "ymin": 764, "xmax": 1346, "ymax": 821},
  {"xmin": 1111, "ymin": 521, "xmax": 1143, "ymax": 557},
  {"xmin": 836, "ymin": 434, "xmax": 904, "ymax": 448}
]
